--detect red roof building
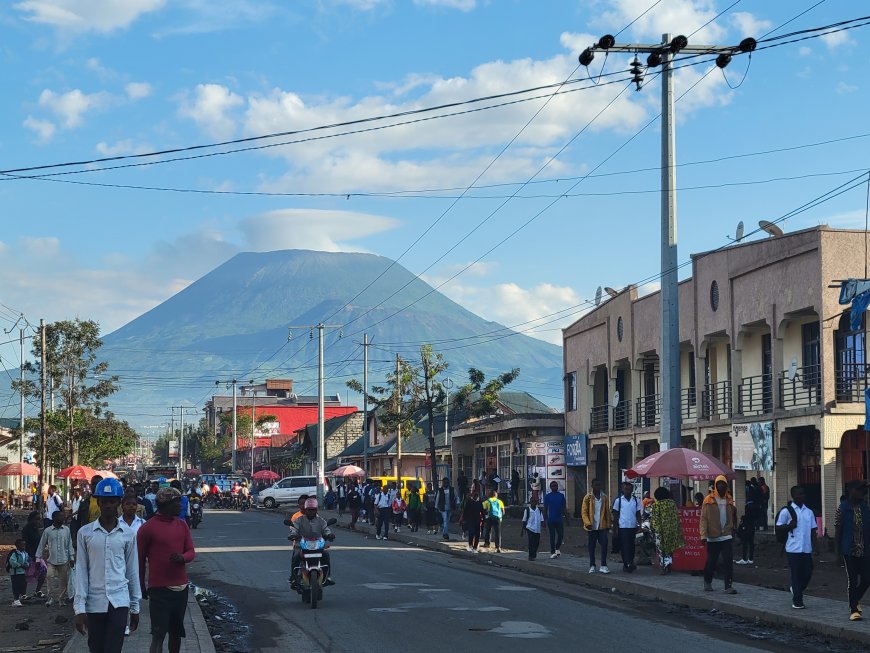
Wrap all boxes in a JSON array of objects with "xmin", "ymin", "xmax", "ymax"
[{"xmin": 235, "ymin": 405, "xmax": 358, "ymax": 448}]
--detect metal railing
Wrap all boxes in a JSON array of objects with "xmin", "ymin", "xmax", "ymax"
[
  {"xmin": 681, "ymin": 387, "xmax": 697, "ymax": 421},
  {"xmin": 612, "ymin": 399, "xmax": 631, "ymax": 431},
  {"xmin": 738, "ymin": 373, "xmax": 773, "ymax": 416},
  {"xmin": 779, "ymin": 364, "xmax": 821, "ymax": 409},
  {"xmin": 836, "ymin": 362, "xmax": 869, "ymax": 403},
  {"xmin": 590, "ymin": 404, "xmax": 609, "ymax": 433},
  {"xmin": 635, "ymin": 393, "xmax": 661, "ymax": 428},
  {"xmin": 701, "ymin": 380, "xmax": 731, "ymax": 420}
]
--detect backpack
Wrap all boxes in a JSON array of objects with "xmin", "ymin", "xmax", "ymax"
[
  {"xmin": 487, "ymin": 498, "xmax": 503, "ymax": 520},
  {"xmin": 392, "ymin": 498, "xmax": 406, "ymax": 514},
  {"xmin": 775, "ymin": 505, "xmax": 798, "ymax": 544}
]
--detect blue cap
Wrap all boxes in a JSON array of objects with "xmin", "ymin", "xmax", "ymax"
[{"xmin": 93, "ymin": 478, "xmax": 125, "ymax": 498}]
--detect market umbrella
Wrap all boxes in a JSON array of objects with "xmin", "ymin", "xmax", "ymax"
[
  {"xmin": 56, "ymin": 465, "xmax": 100, "ymax": 481},
  {"xmin": 332, "ymin": 464, "xmax": 366, "ymax": 478},
  {"xmin": 184, "ymin": 468, "xmax": 203, "ymax": 477},
  {"xmin": 625, "ymin": 447, "xmax": 734, "ymax": 481},
  {"xmin": 96, "ymin": 469, "xmax": 118, "ymax": 479},
  {"xmin": 0, "ymin": 462, "xmax": 39, "ymax": 476},
  {"xmin": 252, "ymin": 469, "xmax": 279, "ymax": 481}
]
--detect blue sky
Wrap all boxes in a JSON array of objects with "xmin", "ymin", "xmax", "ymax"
[{"xmin": 0, "ymin": 0, "xmax": 867, "ymax": 417}]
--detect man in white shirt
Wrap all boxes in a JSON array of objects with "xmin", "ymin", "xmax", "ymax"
[
  {"xmin": 776, "ymin": 485, "xmax": 817, "ymax": 609},
  {"xmin": 74, "ymin": 478, "xmax": 140, "ymax": 652},
  {"xmin": 612, "ymin": 482, "xmax": 641, "ymax": 573},
  {"xmin": 44, "ymin": 485, "xmax": 63, "ymax": 528},
  {"xmin": 374, "ymin": 485, "xmax": 392, "ymax": 540},
  {"xmin": 36, "ymin": 511, "xmax": 74, "ymax": 606}
]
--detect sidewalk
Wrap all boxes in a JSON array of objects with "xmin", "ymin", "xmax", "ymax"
[
  {"xmin": 62, "ymin": 590, "xmax": 215, "ymax": 653},
  {"xmin": 325, "ymin": 510, "xmax": 870, "ymax": 646}
]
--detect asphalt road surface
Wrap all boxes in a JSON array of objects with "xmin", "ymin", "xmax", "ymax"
[{"xmin": 189, "ymin": 509, "xmax": 819, "ymax": 653}]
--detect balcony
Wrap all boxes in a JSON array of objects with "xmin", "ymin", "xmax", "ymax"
[
  {"xmin": 779, "ymin": 364, "xmax": 821, "ymax": 409},
  {"xmin": 836, "ymin": 363, "xmax": 869, "ymax": 403},
  {"xmin": 612, "ymin": 400, "xmax": 631, "ymax": 431},
  {"xmin": 635, "ymin": 393, "xmax": 661, "ymax": 428},
  {"xmin": 701, "ymin": 381, "xmax": 732, "ymax": 420},
  {"xmin": 738, "ymin": 374, "xmax": 773, "ymax": 416},
  {"xmin": 681, "ymin": 387, "xmax": 698, "ymax": 421},
  {"xmin": 590, "ymin": 404, "xmax": 610, "ymax": 433}
]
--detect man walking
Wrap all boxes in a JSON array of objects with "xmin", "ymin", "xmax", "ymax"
[
  {"xmin": 374, "ymin": 485, "xmax": 392, "ymax": 541},
  {"xmin": 337, "ymin": 481, "xmax": 348, "ymax": 517},
  {"xmin": 435, "ymin": 478, "xmax": 457, "ymax": 541},
  {"xmin": 347, "ymin": 483, "xmax": 362, "ymax": 530},
  {"xmin": 776, "ymin": 485, "xmax": 816, "ymax": 609},
  {"xmin": 36, "ymin": 511, "xmax": 74, "ymax": 606},
  {"xmin": 137, "ymin": 487, "xmax": 196, "ymax": 653},
  {"xmin": 612, "ymin": 482, "xmax": 640, "ymax": 572},
  {"xmin": 581, "ymin": 478, "xmax": 610, "ymax": 574},
  {"xmin": 521, "ymin": 496, "xmax": 544, "ymax": 560},
  {"xmin": 74, "ymin": 478, "xmax": 140, "ymax": 653},
  {"xmin": 482, "ymin": 488, "xmax": 505, "ymax": 552},
  {"xmin": 836, "ymin": 480, "xmax": 870, "ymax": 621},
  {"xmin": 44, "ymin": 485, "xmax": 63, "ymax": 528},
  {"xmin": 700, "ymin": 475, "xmax": 737, "ymax": 594},
  {"xmin": 544, "ymin": 481, "xmax": 569, "ymax": 559}
]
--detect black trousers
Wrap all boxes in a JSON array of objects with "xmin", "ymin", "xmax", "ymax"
[
  {"xmin": 845, "ymin": 554, "xmax": 870, "ymax": 611},
  {"xmin": 87, "ymin": 604, "xmax": 129, "ymax": 653},
  {"xmin": 704, "ymin": 539, "xmax": 734, "ymax": 587},
  {"xmin": 10, "ymin": 574, "xmax": 26, "ymax": 599},
  {"xmin": 787, "ymin": 552, "xmax": 813, "ymax": 606},
  {"xmin": 376, "ymin": 507, "xmax": 391, "ymax": 537},
  {"xmin": 618, "ymin": 528, "xmax": 636, "ymax": 568},
  {"xmin": 483, "ymin": 518, "xmax": 501, "ymax": 548},
  {"xmin": 527, "ymin": 531, "xmax": 541, "ymax": 560},
  {"xmin": 467, "ymin": 525, "xmax": 481, "ymax": 549},
  {"xmin": 741, "ymin": 523, "xmax": 755, "ymax": 561}
]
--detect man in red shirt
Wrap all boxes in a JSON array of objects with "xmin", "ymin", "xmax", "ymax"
[{"xmin": 137, "ymin": 487, "xmax": 195, "ymax": 653}]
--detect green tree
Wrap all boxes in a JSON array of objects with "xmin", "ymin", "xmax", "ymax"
[
  {"xmin": 414, "ymin": 345, "xmax": 448, "ymax": 485},
  {"xmin": 454, "ymin": 367, "xmax": 521, "ymax": 419}
]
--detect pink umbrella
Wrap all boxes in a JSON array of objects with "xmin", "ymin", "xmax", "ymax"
[
  {"xmin": 332, "ymin": 464, "xmax": 366, "ymax": 478},
  {"xmin": 252, "ymin": 470, "xmax": 279, "ymax": 481},
  {"xmin": 0, "ymin": 462, "xmax": 40, "ymax": 476},
  {"xmin": 625, "ymin": 447, "xmax": 734, "ymax": 481}
]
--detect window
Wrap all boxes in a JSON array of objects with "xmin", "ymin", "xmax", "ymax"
[
  {"xmin": 566, "ymin": 372, "xmax": 577, "ymax": 412},
  {"xmin": 277, "ymin": 479, "xmax": 292, "ymax": 489},
  {"xmin": 617, "ymin": 316, "xmax": 624, "ymax": 342},
  {"xmin": 687, "ymin": 351, "xmax": 696, "ymax": 406},
  {"xmin": 291, "ymin": 477, "xmax": 314, "ymax": 488},
  {"xmin": 801, "ymin": 321, "xmax": 820, "ymax": 389},
  {"xmin": 710, "ymin": 281, "xmax": 720, "ymax": 311}
]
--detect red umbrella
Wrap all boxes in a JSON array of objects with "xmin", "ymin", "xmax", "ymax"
[
  {"xmin": 332, "ymin": 464, "xmax": 366, "ymax": 478},
  {"xmin": 0, "ymin": 462, "xmax": 40, "ymax": 476},
  {"xmin": 625, "ymin": 447, "xmax": 734, "ymax": 481},
  {"xmin": 57, "ymin": 465, "xmax": 100, "ymax": 481},
  {"xmin": 184, "ymin": 468, "xmax": 203, "ymax": 477},
  {"xmin": 252, "ymin": 470, "xmax": 279, "ymax": 481}
]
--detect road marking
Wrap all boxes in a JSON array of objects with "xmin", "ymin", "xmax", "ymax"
[
  {"xmin": 195, "ymin": 545, "xmax": 430, "ymax": 553},
  {"xmin": 362, "ymin": 582, "xmax": 430, "ymax": 590},
  {"xmin": 493, "ymin": 585, "xmax": 534, "ymax": 592},
  {"xmin": 489, "ymin": 621, "xmax": 551, "ymax": 638},
  {"xmin": 449, "ymin": 606, "xmax": 509, "ymax": 612},
  {"xmin": 417, "ymin": 588, "xmax": 450, "ymax": 593},
  {"xmin": 368, "ymin": 607, "xmax": 408, "ymax": 613}
]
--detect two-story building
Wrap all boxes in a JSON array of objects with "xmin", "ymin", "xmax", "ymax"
[{"xmin": 563, "ymin": 226, "xmax": 870, "ymax": 533}]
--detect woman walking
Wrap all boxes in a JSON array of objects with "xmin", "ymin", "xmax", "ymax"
[
  {"xmin": 407, "ymin": 484, "xmax": 422, "ymax": 532},
  {"xmin": 648, "ymin": 487, "xmax": 684, "ymax": 574},
  {"xmin": 462, "ymin": 490, "xmax": 485, "ymax": 552}
]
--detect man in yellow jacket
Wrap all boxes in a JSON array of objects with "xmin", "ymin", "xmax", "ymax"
[
  {"xmin": 700, "ymin": 474, "xmax": 738, "ymax": 594},
  {"xmin": 581, "ymin": 478, "xmax": 611, "ymax": 574}
]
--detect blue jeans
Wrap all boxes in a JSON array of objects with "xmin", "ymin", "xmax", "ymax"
[{"xmin": 440, "ymin": 510, "xmax": 450, "ymax": 537}]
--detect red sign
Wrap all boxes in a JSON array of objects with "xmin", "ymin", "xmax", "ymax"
[{"xmin": 671, "ymin": 507, "xmax": 707, "ymax": 571}]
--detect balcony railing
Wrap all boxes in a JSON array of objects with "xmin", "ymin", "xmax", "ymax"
[
  {"xmin": 681, "ymin": 387, "xmax": 698, "ymax": 421},
  {"xmin": 738, "ymin": 373, "xmax": 773, "ymax": 416},
  {"xmin": 635, "ymin": 393, "xmax": 661, "ymax": 428},
  {"xmin": 836, "ymin": 363, "xmax": 869, "ymax": 403},
  {"xmin": 590, "ymin": 404, "xmax": 610, "ymax": 433},
  {"xmin": 779, "ymin": 364, "xmax": 821, "ymax": 409},
  {"xmin": 612, "ymin": 399, "xmax": 631, "ymax": 431},
  {"xmin": 701, "ymin": 380, "xmax": 732, "ymax": 420}
]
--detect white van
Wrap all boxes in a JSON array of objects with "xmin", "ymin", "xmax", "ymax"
[{"xmin": 257, "ymin": 475, "xmax": 324, "ymax": 509}]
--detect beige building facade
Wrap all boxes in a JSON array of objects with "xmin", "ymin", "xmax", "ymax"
[{"xmin": 563, "ymin": 226, "xmax": 870, "ymax": 534}]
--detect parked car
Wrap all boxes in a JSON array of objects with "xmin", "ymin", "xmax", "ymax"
[{"xmin": 257, "ymin": 476, "xmax": 327, "ymax": 509}]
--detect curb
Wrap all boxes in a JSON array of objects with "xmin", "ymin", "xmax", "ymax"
[{"xmin": 339, "ymin": 518, "xmax": 870, "ymax": 647}]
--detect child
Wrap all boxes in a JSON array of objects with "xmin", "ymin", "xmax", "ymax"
[
  {"xmin": 521, "ymin": 498, "xmax": 544, "ymax": 561},
  {"xmin": 7, "ymin": 538, "xmax": 29, "ymax": 606}
]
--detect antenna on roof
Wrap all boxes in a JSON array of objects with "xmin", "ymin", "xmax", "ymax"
[
  {"xmin": 759, "ymin": 220, "xmax": 784, "ymax": 238},
  {"xmin": 604, "ymin": 287, "xmax": 618, "ymax": 298},
  {"xmin": 595, "ymin": 286, "xmax": 603, "ymax": 306}
]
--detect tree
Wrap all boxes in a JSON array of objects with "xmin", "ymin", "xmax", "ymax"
[
  {"xmin": 414, "ymin": 345, "xmax": 448, "ymax": 485},
  {"xmin": 454, "ymin": 367, "xmax": 521, "ymax": 419},
  {"xmin": 18, "ymin": 411, "xmax": 136, "ymax": 470}
]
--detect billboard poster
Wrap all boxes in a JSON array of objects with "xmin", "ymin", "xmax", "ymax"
[
  {"xmin": 168, "ymin": 440, "xmax": 178, "ymax": 459},
  {"xmin": 731, "ymin": 421, "xmax": 773, "ymax": 471},
  {"xmin": 546, "ymin": 441, "xmax": 566, "ymax": 495},
  {"xmin": 565, "ymin": 434, "xmax": 587, "ymax": 466}
]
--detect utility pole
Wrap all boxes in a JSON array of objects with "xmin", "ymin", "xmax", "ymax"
[
  {"xmin": 179, "ymin": 406, "xmax": 185, "ymax": 474},
  {"xmin": 363, "ymin": 333, "xmax": 369, "ymax": 477},
  {"xmin": 395, "ymin": 353, "xmax": 402, "ymax": 486},
  {"xmin": 579, "ymin": 33, "xmax": 754, "ymax": 451},
  {"xmin": 5, "ymin": 316, "xmax": 28, "ymax": 492},
  {"xmin": 442, "ymin": 376, "xmax": 453, "ymax": 486},
  {"xmin": 249, "ymin": 380, "xmax": 256, "ymax": 479},
  {"xmin": 38, "ymin": 319, "xmax": 46, "ymax": 511}
]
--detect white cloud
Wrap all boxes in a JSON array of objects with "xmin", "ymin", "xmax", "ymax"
[
  {"xmin": 798, "ymin": 46, "xmax": 812, "ymax": 57},
  {"xmin": 836, "ymin": 82, "xmax": 858, "ymax": 95},
  {"xmin": 729, "ymin": 11, "xmax": 771, "ymax": 38},
  {"xmin": 22, "ymin": 116, "xmax": 56, "ymax": 143},
  {"xmin": 95, "ymin": 139, "xmax": 152, "ymax": 156},
  {"xmin": 37, "ymin": 88, "xmax": 112, "ymax": 127},
  {"xmin": 14, "ymin": 0, "xmax": 166, "ymax": 34},
  {"xmin": 153, "ymin": 0, "xmax": 281, "ymax": 37},
  {"xmin": 821, "ymin": 29, "xmax": 852, "ymax": 49},
  {"xmin": 240, "ymin": 209, "xmax": 398, "ymax": 253},
  {"xmin": 413, "ymin": 0, "xmax": 476, "ymax": 10},
  {"xmin": 590, "ymin": 0, "xmax": 727, "ymax": 43},
  {"xmin": 21, "ymin": 236, "xmax": 61, "ymax": 257},
  {"xmin": 178, "ymin": 83, "xmax": 244, "ymax": 140},
  {"xmin": 329, "ymin": 0, "xmax": 388, "ymax": 9},
  {"xmin": 125, "ymin": 81, "xmax": 152, "ymax": 100}
]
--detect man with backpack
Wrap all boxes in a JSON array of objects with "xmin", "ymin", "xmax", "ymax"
[
  {"xmin": 835, "ymin": 480, "xmax": 870, "ymax": 621},
  {"xmin": 374, "ymin": 485, "xmax": 392, "ymax": 540},
  {"xmin": 481, "ymin": 488, "xmax": 505, "ymax": 552},
  {"xmin": 391, "ymin": 490, "xmax": 407, "ymax": 534},
  {"xmin": 775, "ymin": 485, "xmax": 817, "ymax": 609},
  {"xmin": 44, "ymin": 485, "xmax": 63, "ymax": 528}
]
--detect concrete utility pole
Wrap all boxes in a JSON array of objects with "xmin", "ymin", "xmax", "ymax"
[
  {"xmin": 38, "ymin": 319, "xmax": 46, "ymax": 510},
  {"xmin": 249, "ymin": 381, "xmax": 256, "ymax": 479},
  {"xmin": 395, "ymin": 353, "xmax": 402, "ymax": 486},
  {"xmin": 179, "ymin": 406, "xmax": 185, "ymax": 473},
  {"xmin": 363, "ymin": 333, "xmax": 369, "ymax": 476},
  {"xmin": 579, "ymin": 33, "xmax": 754, "ymax": 450}
]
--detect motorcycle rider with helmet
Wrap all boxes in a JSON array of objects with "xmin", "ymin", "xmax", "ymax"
[{"xmin": 288, "ymin": 498, "xmax": 336, "ymax": 588}]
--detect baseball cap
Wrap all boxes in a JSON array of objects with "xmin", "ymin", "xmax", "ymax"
[{"xmin": 156, "ymin": 487, "xmax": 182, "ymax": 505}]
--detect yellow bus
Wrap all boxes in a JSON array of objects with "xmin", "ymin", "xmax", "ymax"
[{"xmin": 369, "ymin": 476, "xmax": 427, "ymax": 499}]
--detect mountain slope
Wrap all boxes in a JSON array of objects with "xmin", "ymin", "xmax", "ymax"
[{"xmin": 102, "ymin": 250, "xmax": 563, "ymax": 428}]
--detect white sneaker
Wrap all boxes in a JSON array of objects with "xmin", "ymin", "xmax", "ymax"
[
  {"xmin": 125, "ymin": 626, "xmax": 131, "ymax": 636},
  {"xmin": 555, "ymin": 549, "xmax": 561, "ymax": 558},
  {"xmin": 599, "ymin": 566, "xmax": 610, "ymax": 574},
  {"xmin": 746, "ymin": 559, "xmax": 754, "ymax": 564},
  {"xmin": 45, "ymin": 598, "xmax": 53, "ymax": 606},
  {"xmin": 550, "ymin": 552, "xmax": 558, "ymax": 559},
  {"xmin": 588, "ymin": 566, "xmax": 597, "ymax": 574},
  {"xmin": 12, "ymin": 600, "xmax": 22, "ymax": 607},
  {"xmin": 375, "ymin": 535, "xmax": 382, "ymax": 540},
  {"xmin": 466, "ymin": 546, "xmax": 474, "ymax": 552},
  {"xmin": 736, "ymin": 559, "xmax": 747, "ymax": 565}
]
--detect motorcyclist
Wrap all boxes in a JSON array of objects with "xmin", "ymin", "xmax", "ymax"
[
  {"xmin": 187, "ymin": 487, "xmax": 202, "ymax": 527},
  {"xmin": 288, "ymin": 498, "xmax": 335, "ymax": 588},
  {"xmin": 239, "ymin": 481, "xmax": 251, "ymax": 508}
]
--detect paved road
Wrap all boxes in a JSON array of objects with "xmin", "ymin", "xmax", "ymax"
[{"xmin": 189, "ymin": 509, "xmax": 807, "ymax": 653}]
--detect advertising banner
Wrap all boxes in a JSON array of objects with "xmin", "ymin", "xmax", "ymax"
[
  {"xmin": 545, "ymin": 440, "xmax": 566, "ymax": 495},
  {"xmin": 168, "ymin": 440, "xmax": 178, "ymax": 459},
  {"xmin": 671, "ymin": 507, "xmax": 707, "ymax": 571},
  {"xmin": 565, "ymin": 434, "xmax": 587, "ymax": 466},
  {"xmin": 731, "ymin": 421, "xmax": 773, "ymax": 471}
]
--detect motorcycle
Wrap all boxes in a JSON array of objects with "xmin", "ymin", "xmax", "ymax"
[
  {"xmin": 239, "ymin": 494, "xmax": 252, "ymax": 512},
  {"xmin": 285, "ymin": 517, "xmax": 337, "ymax": 609},
  {"xmin": 188, "ymin": 498, "xmax": 203, "ymax": 529}
]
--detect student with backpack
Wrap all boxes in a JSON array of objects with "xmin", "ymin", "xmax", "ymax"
[
  {"xmin": 461, "ymin": 490, "xmax": 485, "ymax": 552},
  {"xmin": 775, "ymin": 485, "xmax": 817, "ymax": 609},
  {"xmin": 391, "ymin": 492, "xmax": 407, "ymax": 534},
  {"xmin": 406, "ymin": 484, "xmax": 422, "ymax": 533},
  {"xmin": 521, "ymin": 496, "xmax": 544, "ymax": 560},
  {"xmin": 481, "ymin": 489, "xmax": 505, "ymax": 552},
  {"xmin": 7, "ymin": 538, "xmax": 29, "ymax": 607}
]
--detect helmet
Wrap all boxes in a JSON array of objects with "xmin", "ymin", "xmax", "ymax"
[
  {"xmin": 304, "ymin": 498, "xmax": 318, "ymax": 510},
  {"xmin": 93, "ymin": 478, "xmax": 125, "ymax": 498}
]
